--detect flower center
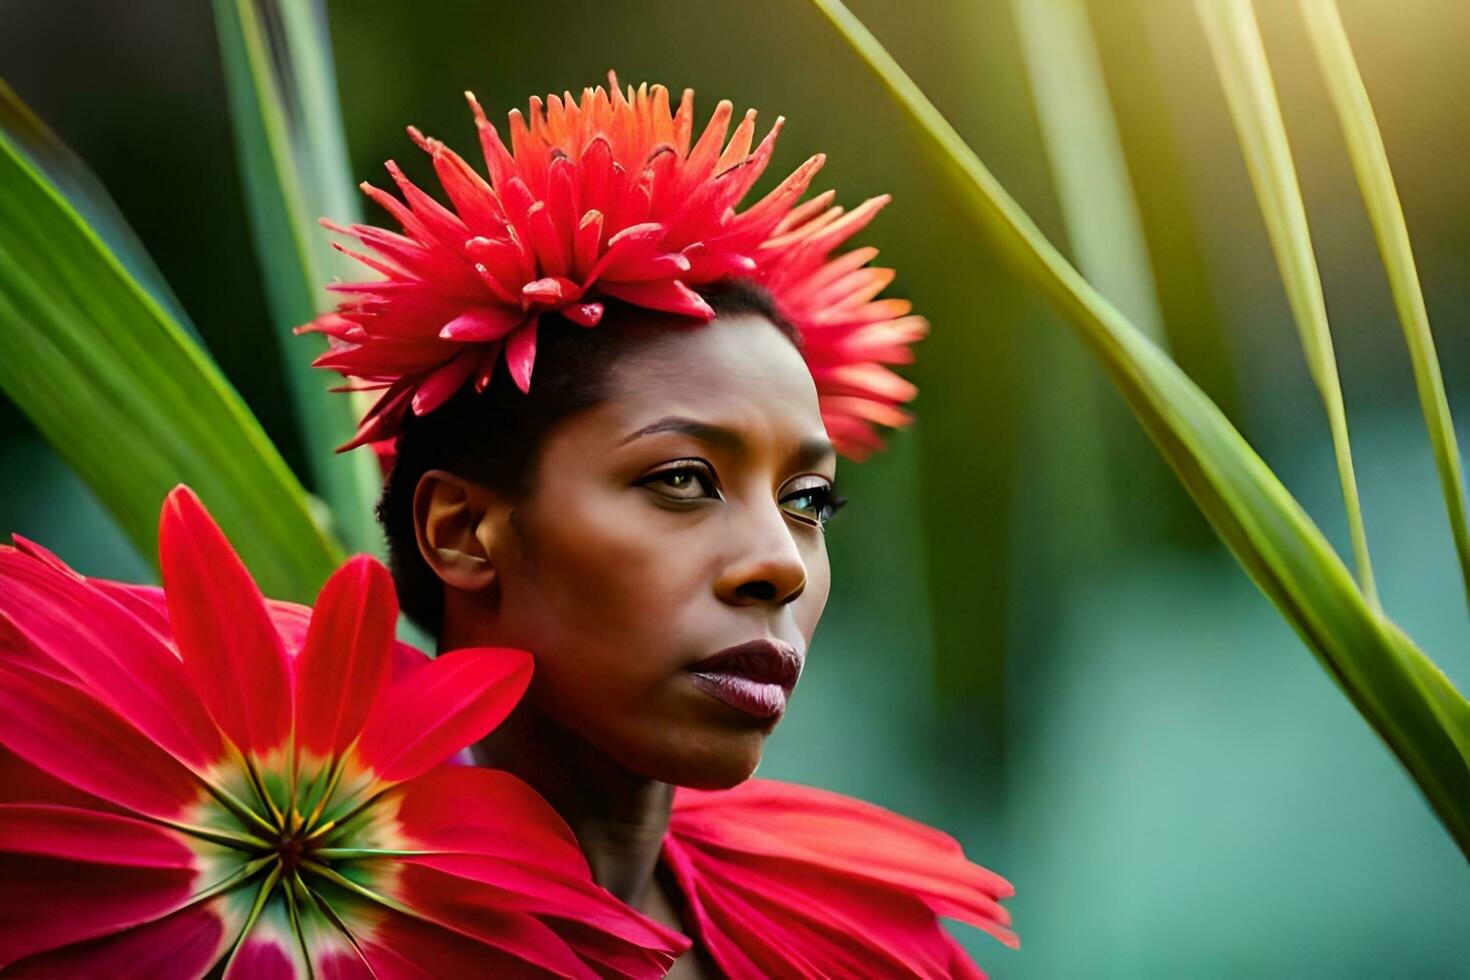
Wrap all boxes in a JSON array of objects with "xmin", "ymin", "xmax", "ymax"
[{"xmin": 275, "ymin": 830, "xmax": 311, "ymax": 877}]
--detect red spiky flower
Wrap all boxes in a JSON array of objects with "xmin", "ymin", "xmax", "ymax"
[
  {"xmin": 0, "ymin": 486, "xmax": 686, "ymax": 977},
  {"xmin": 302, "ymin": 73, "xmax": 925, "ymax": 461}
]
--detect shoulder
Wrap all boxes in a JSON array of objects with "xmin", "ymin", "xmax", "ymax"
[{"xmin": 663, "ymin": 778, "xmax": 1018, "ymax": 979}]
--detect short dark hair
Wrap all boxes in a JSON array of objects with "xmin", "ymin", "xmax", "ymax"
[{"xmin": 377, "ymin": 279, "xmax": 797, "ymax": 635}]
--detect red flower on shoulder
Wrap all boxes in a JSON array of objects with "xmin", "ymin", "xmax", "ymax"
[
  {"xmin": 664, "ymin": 778, "xmax": 1018, "ymax": 979},
  {"xmin": 0, "ymin": 486, "xmax": 686, "ymax": 978}
]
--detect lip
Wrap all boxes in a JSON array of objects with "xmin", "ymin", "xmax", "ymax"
[{"xmin": 685, "ymin": 639, "xmax": 804, "ymax": 720}]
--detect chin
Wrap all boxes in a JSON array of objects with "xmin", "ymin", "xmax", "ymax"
[{"xmin": 640, "ymin": 727, "xmax": 768, "ymax": 790}]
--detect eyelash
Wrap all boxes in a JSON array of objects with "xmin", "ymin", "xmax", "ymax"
[{"xmin": 635, "ymin": 461, "xmax": 848, "ymax": 528}]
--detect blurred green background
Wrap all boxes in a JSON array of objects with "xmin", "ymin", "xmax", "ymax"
[{"xmin": 2, "ymin": 0, "xmax": 1467, "ymax": 974}]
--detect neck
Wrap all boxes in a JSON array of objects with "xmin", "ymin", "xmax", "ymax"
[{"xmin": 470, "ymin": 698, "xmax": 673, "ymax": 908}]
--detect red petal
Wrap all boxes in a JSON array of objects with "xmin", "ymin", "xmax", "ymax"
[
  {"xmin": 358, "ymin": 910, "xmax": 563, "ymax": 979},
  {"xmin": 390, "ymin": 864, "xmax": 608, "ymax": 978},
  {"xmin": 563, "ymin": 302, "xmax": 603, "ymax": 327},
  {"xmin": 0, "ymin": 804, "xmax": 197, "ymax": 869},
  {"xmin": 580, "ymin": 220, "xmax": 665, "ymax": 285},
  {"xmin": 0, "ymin": 744, "xmax": 125, "ymax": 814},
  {"xmin": 224, "ymin": 939, "xmax": 301, "ymax": 980},
  {"xmin": 662, "ymin": 840, "xmax": 950, "ymax": 978},
  {"xmin": 82, "ymin": 581, "xmax": 174, "ymax": 647},
  {"xmin": 224, "ymin": 890, "xmax": 367, "ymax": 980},
  {"xmin": 0, "ymin": 664, "xmax": 203, "ymax": 818},
  {"xmin": 338, "ymin": 383, "xmax": 416, "ymax": 453},
  {"xmin": 354, "ymin": 647, "xmax": 532, "ymax": 782},
  {"xmin": 572, "ymin": 209, "xmax": 604, "ymax": 280},
  {"xmin": 467, "ymin": 90, "xmax": 517, "ymax": 190},
  {"xmin": 527, "ymin": 201, "xmax": 570, "ymax": 278},
  {"xmin": 682, "ymin": 99, "xmax": 734, "ymax": 188},
  {"xmin": 598, "ymin": 279, "xmax": 713, "ymax": 318},
  {"xmin": 410, "ymin": 350, "xmax": 477, "ymax": 416},
  {"xmin": 671, "ymin": 779, "xmax": 1017, "ymax": 951},
  {"xmin": 0, "ymin": 849, "xmax": 197, "ymax": 965},
  {"xmin": 473, "ymin": 338, "xmax": 506, "ymax": 392},
  {"xmin": 159, "ymin": 486, "xmax": 293, "ymax": 756},
  {"xmin": 388, "ymin": 766, "xmax": 580, "ymax": 858},
  {"xmin": 438, "ymin": 305, "xmax": 522, "ymax": 342},
  {"xmin": 6, "ymin": 534, "xmax": 75, "ymax": 577},
  {"xmin": 0, "ymin": 546, "xmax": 224, "ymax": 771},
  {"xmin": 384, "ymin": 769, "xmax": 687, "ymax": 969},
  {"xmin": 295, "ymin": 555, "xmax": 397, "ymax": 758},
  {"xmin": 418, "ymin": 130, "xmax": 506, "ymax": 234},
  {"xmin": 2, "ymin": 899, "xmax": 234, "ymax": 980},
  {"xmin": 504, "ymin": 319, "xmax": 539, "ymax": 394},
  {"xmin": 578, "ymin": 136, "xmax": 614, "ymax": 215}
]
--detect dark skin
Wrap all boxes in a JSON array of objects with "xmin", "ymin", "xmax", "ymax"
[{"xmin": 414, "ymin": 314, "xmax": 838, "ymax": 974}]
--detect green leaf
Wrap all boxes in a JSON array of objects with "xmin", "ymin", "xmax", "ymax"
[
  {"xmin": 0, "ymin": 79, "xmax": 194, "ymax": 338},
  {"xmin": 212, "ymin": 0, "xmax": 382, "ymax": 555},
  {"xmin": 1194, "ymin": 0, "xmax": 1376, "ymax": 608},
  {"xmin": 1300, "ymin": 0, "xmax": 1470, "ymax": 610},
  {"xmin": 0, "ymin": 83, "xmax": 341, "ymax": 603},
  {"xmin": 807, "ymin": 0, "xmax": 1470, "ymax": 856}
]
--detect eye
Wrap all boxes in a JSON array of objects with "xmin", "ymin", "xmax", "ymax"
[
  {"xmin": 636, "ymin": 461, "xmax": 720, "ymax": 502},
  {"xmin": 779, "ymin": 476, "xmax": 847, "ymax": 528}
]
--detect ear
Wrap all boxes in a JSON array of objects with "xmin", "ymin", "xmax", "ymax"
[{"xmin": 412, "ymin": 469, "xmax": 507, "ymax": 594}]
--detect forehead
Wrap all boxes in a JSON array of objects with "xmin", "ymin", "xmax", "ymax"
[
  {"xmin": 598, "ymin": 313, "xmax": 827, "ymax": 446},
  {"xmin": 540, "ymin": 318, "xmax": 834, "ymax": 464}
]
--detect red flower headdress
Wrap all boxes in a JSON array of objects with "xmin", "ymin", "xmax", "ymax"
[{"xmin": 303, "ymin": 73, "xmax": 926, "ymax": 461}]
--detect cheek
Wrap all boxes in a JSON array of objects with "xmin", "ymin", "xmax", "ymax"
[
  {"xmin": 795, "ymin": 541, "xmax": 832, "ymax": 643},
  {"xmin": 510, "ymin": 492, "xmax": 702, "ymax": 667}
]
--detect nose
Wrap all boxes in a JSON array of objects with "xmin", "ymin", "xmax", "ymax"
[{"xmin": 714, "ymin": 501, "xmax": 808, "ymax": 607}]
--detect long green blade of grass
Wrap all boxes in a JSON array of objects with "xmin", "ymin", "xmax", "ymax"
[
  {"xmin": 807, "ymin": 0, "xmax": 1470, "ymax": 857},
  {"xmin": 213, "ymin": 0, "xmax": 381, "ymax": 555},
  {"xmin": 1300, "ymin": 0, "xmax": 1470, "ymax": 610},
  {"xmin": 1010, "ymin": 0, "xmax": 1166, "ymax": 344},
  {"xmin": 0, "ymin": 84, "xmax": 341, "ymax": 603},
  {"xmin": 1195, "ymin": 0, "xmax": 1377, "ymax": 609}
]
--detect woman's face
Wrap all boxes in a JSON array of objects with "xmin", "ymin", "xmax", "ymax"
[{"xmin": 442, "ymin": 314, "xmax": 836, "ymax": 788}]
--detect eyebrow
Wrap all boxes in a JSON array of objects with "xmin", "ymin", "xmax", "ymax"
[{"xmin": 618, "ymin": 415, "xmax": 836, "ymax": 468}]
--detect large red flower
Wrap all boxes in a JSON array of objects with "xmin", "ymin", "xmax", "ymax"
[
  {"xmin": 303, "ymin": 73, "xmax": 925, "ymax": 460},
  {"xmin": 0, "ymin": 486, "xmax": 687, "ymax": 977},
  {"xmin": 664, "ymin": 779, "xmax": 1018, "ymax": 979}
]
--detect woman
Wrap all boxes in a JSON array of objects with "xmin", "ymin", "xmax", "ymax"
[{"xmin": 305, "ymin": 76, "xmax": 1019, "ymax": 976}]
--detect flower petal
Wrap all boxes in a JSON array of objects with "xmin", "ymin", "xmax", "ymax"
[
  {"xmin": 159, "ymin": 486, "xmax": 292, "ymax": 756},
  {"xmin": 295, "ymin": 555, "xmax": 397, "ymax": 759},
  {"xmin": 0, "ymin": 804, "xmax": 197, "ymax": 869},
  {"xmin": 503, "ymin": 317, "xmax": 539, "ymax": 394},
  {"xmin": 0, "ymin": 664, "xmax": 203, "ymax": 818},
  {"xmin": 0, "ymin": 544, "xmax": 225, "ymax": 771},
  {"xmin": 597, "ymin": 278, "xmax": 713, "ymax": 318},
  {"xmin": 0, "ymin": 744, "xmax": 124, "ymax": 813},
  {"xmin": 0, "ymin": 844, "xmax": 198, "ymax": 965},
  {"xmin": 663, "ymin": 778, "xmax": 1019, "ymax": 977},
  {"xmin": 1, "ymin": 899, "xmax": 236, "ymax": 980},
  {"xmin": 355, "ymin": 647, "xmax": 532, "ymax": 782},
  {"xmin": 356, "ymin": 911, "xmax": 558, "ymax": 980},
  {"xmin": 385, "ymin": 768, "xmax": 688, "ymax": 972},
  {"xmin": 386, "ymin": 865, "xmax": 599, "ymax": 978},
  {"xmin": 675, "ymin": 779, "xmax": 1014, "ymax": 930},
  {"xmin": 388, "ymin": 765, "xmax": 579, "ymax": 857},
  {"xmin": 664, "ymin": 841, "xmax": 957, "ymax": 978}
]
